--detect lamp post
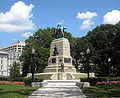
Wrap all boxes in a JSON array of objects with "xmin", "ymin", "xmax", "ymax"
[
  {"xmin": 108, "ymin": 57, "xmax": 111, "ymax": 77},
  {"xmin": 111, "ymin": 66, "xmax": 114, "ymax": 77},
  {"xmin": 31, "ymin": 47, "xmax": 35, "ymax": 82},
  {"xmin": 86, "ymin": 48, "xmax": 90, "ymax": 81}
]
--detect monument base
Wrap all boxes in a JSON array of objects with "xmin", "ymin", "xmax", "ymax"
[
  {"xmin": 44, "ymin": 65, "xmax": 76, "ymax": 73},
  {"xmin": 27, "ymin": 72, "xmax": 94, "ymax": 80}
]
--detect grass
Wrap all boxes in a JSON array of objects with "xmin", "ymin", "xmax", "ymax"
[
  {"xmin": 82, "ymin": 84, "xmax": 120, "ymax": 98},
  {"xmin": 0, "ymin": 83, "xmax": 37, "ymax": 98}
]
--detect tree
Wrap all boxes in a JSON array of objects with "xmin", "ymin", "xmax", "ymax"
[
  {"xmin": 10, "ymin": 62, "xmax": 20, "ymax": 78},
  {"xmin": 20, "ymin": 28, "xmax": 53, "ymax": 76},
  {"xmin": 87, "ymin": 23, "xmax": 120, "ymax": 76},
  {"xmin": 71, "ymin": 37, "xmax": 96, "ymax": 73}
]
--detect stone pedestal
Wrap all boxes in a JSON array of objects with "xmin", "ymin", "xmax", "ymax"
[{"xmin": 44, "ymin": 38, "xmax": 76, "ymax": 73}]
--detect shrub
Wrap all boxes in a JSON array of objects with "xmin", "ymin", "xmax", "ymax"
[
  {"xmin": 10, "ymin": 62, "xmax": 20, "ymax": 79},
  {"xmin": 22, "ymin": 77, "xmax": 44, "ymax": 86},
  {"xmin": 0, "ymin": 76, "xmax": 24, "ymax": 82},
  {"xmin": 80, "ymin": 77, "xmax": 120, "ymax": 86},
  {"xmin": 0, "ymin": 76, "xmax": 44, "ymax": 86},
  {"xmin": 0, "ymin": 76, "xmax": 14, "ymax": 81},
  {"xmin": 0, "ymin": 76, "xmax": 9, "ymax": 81}
]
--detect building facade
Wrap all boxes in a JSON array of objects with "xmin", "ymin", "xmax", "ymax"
[
  {"xmin": 0, "ymin": 41, "xmax": 25, "ymax": 52},
  {"xmin": 0, "ymin": 41, "xmax": 25, "ymax": 76},
  {"xmin": 0, "ymin": 51, "xmax": 9, "ymax": 76}
]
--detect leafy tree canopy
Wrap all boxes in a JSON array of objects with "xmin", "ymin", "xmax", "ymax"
[
  {"xmin": 87, "ymin": 23, "xmax": 120, "ymax": 76},
  {"xmin": 20, "ymin": 22, "xmax": 120, "ymax": 77}
]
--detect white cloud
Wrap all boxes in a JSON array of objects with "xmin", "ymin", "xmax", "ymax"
[
  {"xmin": 22, "ymin": 32, "xmax": 33, "ymax": 38},
  {"xmin": 76, "ymin": 11, "xmax": 97, "ymax": 19},
  {"xmin": 76, "ymin": 11, "xmax": 97, "ymax": 30},
  {"xmin": 0, "ymin": 1, "xmax": 35, "ymax": 33},
  {"xmin": 81, "ymin": 19, "xmax": 94, "ymax": 30},
  {"xmin": 103, "ymin": 10, "xmax": 120, "ymax": 24}
]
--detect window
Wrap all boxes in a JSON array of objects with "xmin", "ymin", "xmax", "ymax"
[
  {"xmin": 1, "ymin": 60, "xmax": 3, "ymax": 64},
  {"xmin": 18, "ymin": 45, "xmax": 21, "ymax": 47},
  {"xmin": 1, "ymin": 57, "xmax": 3, "ymax": 64},
  {"xmin": 1, "ymin": 65, "xmax": 3, "ymax": 69},
  {"xmin": 18, "ymin": 50, "xmax": 21, "ymax": 52}
]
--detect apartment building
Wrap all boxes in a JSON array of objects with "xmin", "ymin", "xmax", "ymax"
[{"xmin": 0, "ymin": 41, "xmax": 25, "ymax": 52}]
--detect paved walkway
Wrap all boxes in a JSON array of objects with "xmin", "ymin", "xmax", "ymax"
[{"xmin": 28, "ymin": 80, "xmax": 86, "ymax": 98}]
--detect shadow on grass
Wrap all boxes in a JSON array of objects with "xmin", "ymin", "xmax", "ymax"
[
  {"xmin": 0, "ymin": 88, "xmax": 36, "ymax": 96},
  {"xmin": 0, "ymin": 84, "xmax": 37, "ymax": 97},
  {"xmin": 0, "ymin": 88, "xmax": 3, "ymax": 91}
]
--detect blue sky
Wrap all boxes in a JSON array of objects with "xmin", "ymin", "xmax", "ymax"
[{"xmin": 0, "ymin": 0, "xmax": 120, "ymax": 47}]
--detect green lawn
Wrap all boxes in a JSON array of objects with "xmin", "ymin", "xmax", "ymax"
[
  {"xmin": 0, "ymin": 83, "xmax": 37, "ymax": 98},
  {"xmin": 82, "ymin": 84, "xmax": 120, "ymax": 98}
]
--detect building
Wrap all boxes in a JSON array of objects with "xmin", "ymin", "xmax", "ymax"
[
  {"xmin": 0, "ymin": 51, "xmax": 9, "ymax": 76},
  {"xmin": 0, "ymin": 41, "xmax": 25, "ymax": 52},
  {"xmin": 0, "ymin": 51, "xmax": 23, "ymax": 76},
  {"xmin": 8, "ymin": 51, "xmax": 22, "ymax": 75},
  {"xmin": 0, "ymin": 41, "xmax": 25, "ymax": 76}
]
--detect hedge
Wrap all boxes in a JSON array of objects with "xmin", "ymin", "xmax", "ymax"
[
  {"xmin": 0, "ymin": 76, "xmax": 44, "ymax": 86},
  {"xmin": 22, "ymin": 77, "xmax": 44, "ymax": 86},
  {"xmin": 80, "ymin": 77, "xmax": 120, "ymax": 86}
]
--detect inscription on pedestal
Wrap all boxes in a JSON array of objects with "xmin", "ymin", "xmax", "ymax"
[{"xmin": 64, "ymin": 58, "xmax": 71, "ymax": 63}]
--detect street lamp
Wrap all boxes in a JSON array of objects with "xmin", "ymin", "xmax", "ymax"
[
  {"xmin": 86, "ymin": 48, "xmax": 90, "ymax": 54},
  {"xmin": 108, "ymin": 57, "xmax": 111, "ymax": 77},
  {"xmin": 31, "ymin": 47, "xmax": 35, "ymax": 82},
  {"xmin": 32, "ymin": 47, "xmax": 35, "ymax": 54},
  {"xmin": 86, "ymin": 48, "xmax": 90, "ymax": 81}
]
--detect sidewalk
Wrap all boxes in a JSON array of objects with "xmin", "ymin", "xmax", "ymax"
[{"xmin": 28, "ymin": 80, "xmax": 86, "ymax": 98}]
